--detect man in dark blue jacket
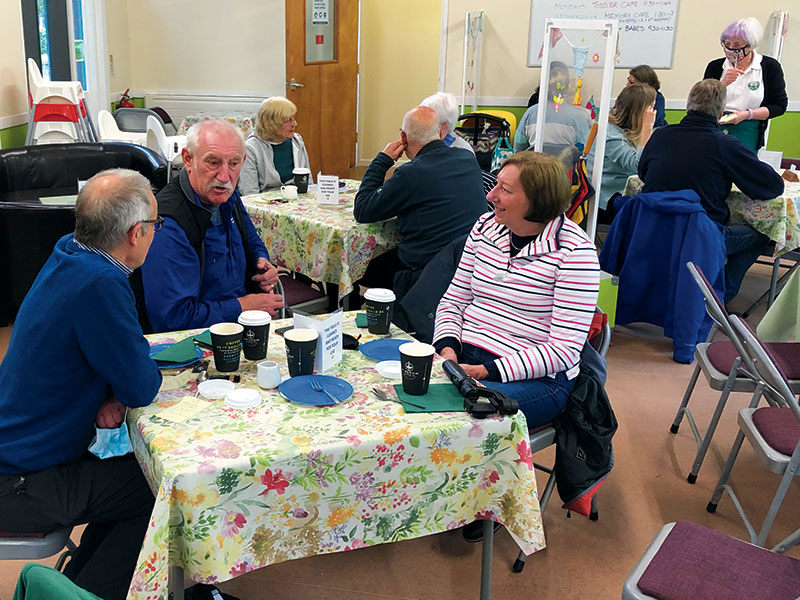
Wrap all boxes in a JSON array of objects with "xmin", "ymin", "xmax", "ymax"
[
  {"xmin": 354, "ymin": 105, "xmax": 487, "ymax": 290},
  {"xmin": 639, "ymin": 79, "xmax": 785, "ymax": 303},
  {"xmin": 0, "ymin": 170, "xmax": 163, "ymax": 600},
  {"xmin": 141, "ymin": 120, "xmax": 283, "ymax": 332}
]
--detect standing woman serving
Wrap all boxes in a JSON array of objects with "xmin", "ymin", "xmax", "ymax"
[
  {"xmin": 704, "ymin": 17, "xmax": 787, "ymax": 152},
  {"xmin": 239, "ymin": 97, "xmax": 312, "ymax": 194}
]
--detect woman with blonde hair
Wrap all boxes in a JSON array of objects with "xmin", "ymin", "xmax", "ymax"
[
  {"xmin": 589, "ymin": 82, "xmax": 656, "ymax": 217},
  {"xmin": 239, "ymin": 96, "xmax": 312, "ymax": 194}
]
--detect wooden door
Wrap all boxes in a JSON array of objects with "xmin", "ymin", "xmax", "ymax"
[{"xmin": 285, "ymin": 0, "xmax": 359, "ymax": 178}]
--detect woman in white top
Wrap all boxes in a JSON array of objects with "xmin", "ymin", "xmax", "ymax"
[
  {"xmin": 239, "ymin": 97, "xmax": 312, "ymax": 194},
  {"xmin": 703, "ymin": 17, "xmax": 787, "ymax": 152}
]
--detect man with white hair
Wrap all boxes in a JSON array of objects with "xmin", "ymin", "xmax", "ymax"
[
  {"xmin": 141, "ymin": 119, "xmax": 282, "ymax": 332},
  {"xmin": 420, "ymin": 92, "xmax": 475, "ymax": 154},
  {"xmin": 354, "ymin": 105, "xmax": 487, "ymax": 290}
]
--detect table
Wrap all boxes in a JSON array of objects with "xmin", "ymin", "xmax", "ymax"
[
  {"xmin": 242, "ymin": 180, "xmax": 400, "ymax": 301},
  {"xmin": 624, "ymin": 175, "xmax": 800, "ymax": 257},
  {"xmin": 127, "ymin": 313, "xmax": 544, "ymax": 600},
  {"xmin": 176, "ymin": 111, "xmax": 256, "ymax": 136}
]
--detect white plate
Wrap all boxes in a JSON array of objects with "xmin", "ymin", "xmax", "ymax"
[
  {"xmin": 225, "ymin": 388, "xmax": 262, "ymax": 409},
  {"xmin": 375, "ymin": 360, "xmax": 402, "ymax": 379},
  {"xmin": 197, "ymin": 379, "xmax": 235, "ymax": 399}
]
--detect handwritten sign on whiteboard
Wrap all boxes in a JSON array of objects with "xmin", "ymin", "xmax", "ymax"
[{"xmin": 528, "ymin": 0, "xmax": 680, "ymax": 68}]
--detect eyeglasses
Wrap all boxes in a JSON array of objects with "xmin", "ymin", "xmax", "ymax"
[
  {"xmin": 141, "ymin": 216, "xmax": 164, "ymax": 232},
  {"xmin": 721, "ymin": 43, "xmax": 750, "ymax": 55}
]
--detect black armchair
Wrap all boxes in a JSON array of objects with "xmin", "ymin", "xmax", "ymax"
[{"xmin": 0, "ymin": 143, "xmax": 169, "ymax": 324}]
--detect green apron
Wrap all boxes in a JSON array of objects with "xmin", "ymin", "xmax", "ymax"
[{"xmin": 720, "ymin": 117, "xmax": 759, "ymax": 152}]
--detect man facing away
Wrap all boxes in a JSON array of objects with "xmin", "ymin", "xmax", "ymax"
[
  {"xmin": 639, "ymin": 78, "xmax": 785, "ymax": 304},
  {"xmin": 354, "ymin": 105, "xmax": 488, "ymax": 291},
  {"xmin": 0, "ymin": 169, "xmax": 163, "ymax": 600},
  {"xmin": 141, "ymin": 119, "xmax": 283, "ymax": 333},
  {"xmin": 420, "ymin": 92, "xmax": 475, "ymax": 154}
]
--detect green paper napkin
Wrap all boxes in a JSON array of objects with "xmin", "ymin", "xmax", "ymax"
[
  {"xmin": 355, "ymin": 312, "xmax": 368, "ymax": 328},
  {"xmin": 392, "ymin": 383, "xmax": 466, "ymax": 413},
  {"xmin": 150, "ymin": 336, "xmax": 202, "ymax": 364},
  {"xmin": 192, "ymin": 330, "xmax": 213, "ymax": 347}
]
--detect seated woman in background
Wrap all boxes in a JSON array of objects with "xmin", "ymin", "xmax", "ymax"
[
  {"xmin": 433, "ymin": 151, "xmax": 599, "ymax": 430},
  {"xmin": 627, "ymin": 64, "xmax": 668, "ymax": 127},
  {"xmin": 588, "ymin": 83, "xmax": 656, "ymax": 220},
  {"xmin": 704, "ymin": 17, "xmax": 787, "ymax": 152},
  {"xmin": 239, "ymin": 97, "xmax": 312, "ymax": 194},
  {"xmin": 515, "ymin": 62, "xmax": 592, "ymax": 153}
]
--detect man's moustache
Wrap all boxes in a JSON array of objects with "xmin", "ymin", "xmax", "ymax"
[{"xmin": 208, "ymin": 180, "xmax": 234, "ymax": 192}]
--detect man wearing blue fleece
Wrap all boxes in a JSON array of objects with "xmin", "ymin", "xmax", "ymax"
[
  {"xmin": 141, "ymin": 119, "xmax": 283, "ymax": 333},
  {"xmin": 0, "ymin": 169, "xmax": 163, "ymax": 600}
]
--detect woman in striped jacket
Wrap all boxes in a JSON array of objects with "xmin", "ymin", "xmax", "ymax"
[{"xmin": 433, "ymin": 151, "xmax": 600, "ymax": 429}]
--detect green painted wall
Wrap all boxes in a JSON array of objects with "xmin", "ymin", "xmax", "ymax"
[{"xmin": 0, "ymin": 123, "xmax": 27, "ymax": 148}]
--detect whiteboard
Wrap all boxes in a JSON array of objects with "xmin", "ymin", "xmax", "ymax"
[{"xmin": 527, "ymin": 0, "xmax": 680, "ymax": 68}]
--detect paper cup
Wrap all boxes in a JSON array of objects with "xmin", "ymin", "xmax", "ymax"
[
  {"xmin": 210, "ymin": 322, "xmax": 243, "ymax": 372},
  {"xmin": 364, "ymin": 288, "xmax": 396, "ymax": 334},
  {"xmin": 399, "ymin": 342, "xmax": 435, "ymax": 396},
  {"xmin": 292, "ymin": 167, "xmax": 310, "ymax": 193},
  {"xmin": 238, "ymin": 310, "xmax": 271, "ymax": 361},
  {"xmin": 284, "ymin": 328, "xmax": 319, "ymax": 377}
]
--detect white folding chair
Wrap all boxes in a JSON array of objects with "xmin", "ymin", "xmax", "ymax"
[
  {"xmin": 98, "ymin": 110, "xmax": 147, "ymax": 145},
  {"xmin": 145, "ymin": 116, "xmax": 186, "ymax": 178},
  {"xmin": 706, "ymin": 315, "xmax": 800, "ymax": 549}
]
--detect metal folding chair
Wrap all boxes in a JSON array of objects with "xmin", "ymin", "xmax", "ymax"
[
  {"xmin": 706, "ymin": 315, "xmax": 800, "ymax": 549},
  {"xmin": 0, "ymin": 527, "xmax": 76, "ymax": 571}
]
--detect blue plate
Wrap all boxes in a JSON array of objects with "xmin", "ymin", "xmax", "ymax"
[
  {"xmin": 149, "ymin": 343, "xmax": 203, "ymax": 369},
  {"xmin": 359, "ymin": 338, "xmax": 412, "ymax": 362},
  {"xmin": 279, "ymin": 375, "xmax": 353, "ymax": 406}
]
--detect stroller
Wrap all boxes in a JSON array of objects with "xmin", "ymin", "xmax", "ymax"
[{"xmin": 454, "ymin": 112, "xmax": 511, "ymax": 172}]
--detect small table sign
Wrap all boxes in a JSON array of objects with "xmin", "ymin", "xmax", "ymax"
[
  {"xmin": 293, "ymin": 309, "xmax": 343, "ymax": 372},
  {"xmin": 317, "ymin": 174, "xmax": 340, "ymax": 205}
]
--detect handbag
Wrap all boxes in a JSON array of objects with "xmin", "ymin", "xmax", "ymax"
[{"xmin": 490, "ymin": 135, "xmax": 513, "ymax": 173}]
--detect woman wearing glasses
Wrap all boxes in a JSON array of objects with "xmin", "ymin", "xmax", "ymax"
[
  {"xmin": 703, "ymin": 17, "xmax": 787, "ymax": 152},
  {"xmin": 239, "ymin": 96, "xmax": 312, "ymax": 194}
]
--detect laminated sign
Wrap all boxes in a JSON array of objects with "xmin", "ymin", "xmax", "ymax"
[
  {"xmin": 293, "ymin": 309, "xmax": 342, "ymax": 372},
  {"xmin": 317, "ymin": 174, "xmax": 340, "ymax": 205}
]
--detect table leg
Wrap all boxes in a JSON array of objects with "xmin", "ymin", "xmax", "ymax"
[
  {"xmin": 170, "ymin": 565, "xmax": 184, "ymax": 600},
  {"xmin": 480, "ymin": 520, "xmax": 494, "ymax": 600}
]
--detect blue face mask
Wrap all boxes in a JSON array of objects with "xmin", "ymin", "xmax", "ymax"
[{"xmin": 88, "ymin": 422, "xmax": 133, "ymax": 459}]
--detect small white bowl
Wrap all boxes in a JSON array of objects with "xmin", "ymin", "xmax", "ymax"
[
  {"xmin": 375, "ymin": 360, "xmax": 402, "ymax": 379},
  {"xmin": 225, "ymin": 388, "xmax": 262, "ymax": 409},
  {"xmin": 197, "ymin": 379, "xmax": 235, "ymax": 399}
]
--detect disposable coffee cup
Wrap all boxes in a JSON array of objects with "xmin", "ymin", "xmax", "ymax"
[
  {"xmin": 284, "ymin": 328, "xmax": 319, "ymax": 377},
  {"xmin": 210, "ymin": 322, "xmax": 244, "ymax": 372},
  {"xmin": 399, "ymin": 342, "xmax": 435, "ymax": 396},
  {"xmin": 364, "ymin": 288, "xmax": 396, "ymax": 335},
  {"xmin": 238, "ymin": 310, "xmax": 271, "ymax": 361},
  {"xmin": 293, "ymin": 167, "xmax": 310, "ymax": 193}
]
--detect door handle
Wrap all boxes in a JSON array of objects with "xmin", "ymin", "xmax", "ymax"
[{"xmin": 286, "ymin": 78, "xmax": 304, "ymax": 91}]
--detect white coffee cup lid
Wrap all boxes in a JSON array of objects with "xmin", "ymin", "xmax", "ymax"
[
  {"xmin": 238, "ymin": 310, "xmax": 271, "ymax": 326},
  {"xmin": 225, "ymin": 388, "xmax": 262, "ymax": 409},
  {"xmin": 375, "ymin": 360, "xmax": 402, "ymax": 379},
  {"xmin": 293, "ymin": 167, "xmax": 310, "ymax": 174},
  {"xmin": 364, "ymin": 288, "xmax": 396, "ymax": 303},
  {"xmin": 197, "ymin": 379, "xmax": 235, "ymax": 399},
  {"xmin": 399, "ymin": 342, "xmax": 435, "ymax": 357}
]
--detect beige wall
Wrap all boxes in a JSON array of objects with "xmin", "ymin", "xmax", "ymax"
[
  {"xmin": 105, "ymin": 0, "xmax": 131, "ymax": 96},
  {"xmin": 441, "ymin": 1, "xmax": 799, "ymax": 106},
  {"xmin": 0, "ymin": 0, "xmax": 27, "ymax": 122}
]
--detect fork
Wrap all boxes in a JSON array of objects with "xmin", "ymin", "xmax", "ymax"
[{"xmin": 310, "ymin": 377, "xmax": 341, "ymax": 404}]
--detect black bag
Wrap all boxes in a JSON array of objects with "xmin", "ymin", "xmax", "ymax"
[{"xmin": 454, "ymin": 112, "xmax": 511, "ymax": 172}]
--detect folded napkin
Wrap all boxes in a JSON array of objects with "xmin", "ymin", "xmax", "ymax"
[
  {"xmin": 355, "ymin": 312, "xmax": 368, "ymax": 328},
  {"xmin": 392, "ymin": 383, "xmax": 465, "ymax": 413},
  {"xmin": 150, "ymin": 331, "xmax": 209, "ymax": 364},
  {"xmin": 193, "ymin": 330, "xmax": 213, "ymax": 347}
]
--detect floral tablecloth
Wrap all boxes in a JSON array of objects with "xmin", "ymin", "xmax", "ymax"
[
  {"xmin": 127, "ymin": 313, "xmax": 544, "ymax": 600},
  {"xmin": 177, "ymin": 112, "xmax": 256, "ymax": 136},
  {"xmin": 624, "ymin": 175, "xmax": 800, "ymax": 257},
  {"xmin": 243, "ymin": 180, "xmax": 400, "ymax": 301}
]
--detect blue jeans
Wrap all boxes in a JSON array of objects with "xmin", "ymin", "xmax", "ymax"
[
  {"xmin": 723, "ymin": 224, "xmax": 771, "ymax": 303},
  {"xmin": 459, "ymin": 344, "xmax": 575, "ymax": 429}
]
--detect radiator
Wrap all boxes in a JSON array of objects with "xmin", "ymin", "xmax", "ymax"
[{"xmin": 143, "ymin": 93, "xmax": 267, "ymax": 129}]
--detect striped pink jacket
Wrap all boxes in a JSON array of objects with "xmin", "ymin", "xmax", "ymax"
[{"xmin": 433, "ymin": 213, "xmax": 600, "ymax": 382}]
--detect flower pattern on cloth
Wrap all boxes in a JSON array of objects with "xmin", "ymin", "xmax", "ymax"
[
  {"xmin": 127, "ymin": 314, "xmax": 545, "ymax": 599},
  {"xmin": 177, "ymin": 112, "xmax": 256, "ymax": 136},
  {"xmin": 242, "ymin": 180, "xmax": 401, "ymax": 300}
]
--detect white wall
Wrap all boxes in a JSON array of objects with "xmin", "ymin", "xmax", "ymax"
[{"xmin": 0, "ymin": 0, "xmax": 27, "ymax": 125}]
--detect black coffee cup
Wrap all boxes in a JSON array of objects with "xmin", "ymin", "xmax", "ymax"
[
  {"xmin": 363, "ymin": 288, "xmax": 396, "ymax": 335},
  {"xmin": 210, "ymin": 322, "xmax": 244, "ymax": 372},
  {"xmin": 238, "ymin": 310, "xmax": 271, "ymax": 361},
  {"xmin": 284, "ymin": 328, "xmax": 319, "ymax": 377},
  {"xmin": 399, "ymin": 342, "xmax": 435, "ymax": 396},
  {"xmin": 293, "ymin": 167, "xmax": 311, "ymax": 194}
]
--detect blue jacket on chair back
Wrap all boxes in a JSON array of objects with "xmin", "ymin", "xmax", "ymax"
[{"xmin": 599, "ymin": 191, "xmax": 726, "ymax": 363}]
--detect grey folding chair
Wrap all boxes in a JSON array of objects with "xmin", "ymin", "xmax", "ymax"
[
  {"xmin": 706, "ymin": 315, "xmax": 800, "ymax": 549},
  {"xmin": 113, "ymin": 107, "xmax": 167, "ymax": 133},
  {"xmin": 0, "ymin": 527, "xmax": 76, "ymax": 571},
  {"xmin": 671, "ymin": 262, "xmax": 800, "ymax": 484},
  {"xmin": 275, "ymin": 274, "xmax": 328, "ymax": 318}
]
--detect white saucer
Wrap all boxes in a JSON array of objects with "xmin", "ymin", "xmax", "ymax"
[
  {"xmin": 225, "ymin": 388, "xmax": 262, "ymax": 409},
  {"xmin": 375, "ymin": 360, "xmax": 402, "ymax": 379},
  {"xmin": 197, "ymin": 379, "xmax": 235, "ymax": 399}
]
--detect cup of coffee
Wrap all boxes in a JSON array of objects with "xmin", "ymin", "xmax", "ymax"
[
  {"xmin": 238, "ymin": 310, "xmax": 271, "ymax": 361},
  {"xmin": 363, "ymin": 288, "xmax": 396, "ymax": 335},
  {"xmin": 399, "ymin": 342, "xmax": 435, "ymax": 396},
  {"xmin": 209, "ymin": 322, "xmax": 244, "ymax": 372},
  {"xmin": 281, "ymin": 185, "xmax": 298, "ymax": 201},
  {"xmin": 292, "ymin": 167, "xmax": 310, "ymax": 193},
  {"xmin": 284, "ymin": 328, "xmax": 319, "ymax": 377},
  {"xmin": 257, "ymin": 360, "xmax": 282, "ymax": 389}
]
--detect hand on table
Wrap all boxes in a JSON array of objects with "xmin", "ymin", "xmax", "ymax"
[
  {"xmin": 721, "ymin": 68, "xmax": 745, "ymax": 86},
  {"xmin": 382, "ymin": 140, "xmax": 407, "ymax": 162},
  {"xmin": 252, "ymin": 257, "xmax": 279, "ymax": 292},
  {"xmin": 239, "ymin": 292, "xmax": 284, "ymax": 316},
  {"xmin": 96, "ymin": 396, "xmax": 126, "ymax": 429}
]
